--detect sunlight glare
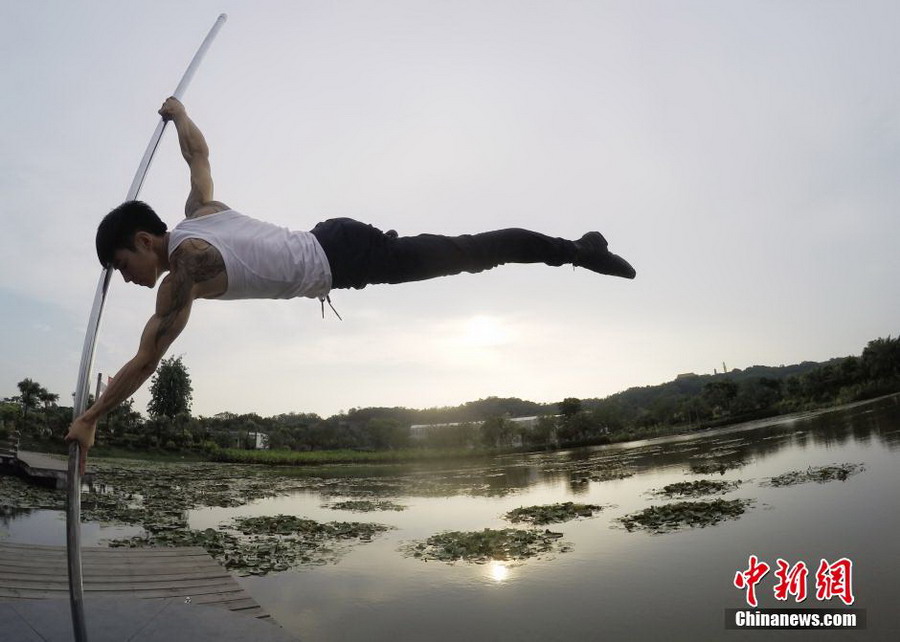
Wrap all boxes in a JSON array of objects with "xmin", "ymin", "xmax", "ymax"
[
  {"xmin": 460, "ymin": 315, "xmax": 511, "ymax": 348},
  {"xmin": 487, "ymin": 561, "xmax": 510, "ymax": 583}
]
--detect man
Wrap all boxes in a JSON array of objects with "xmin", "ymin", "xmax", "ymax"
[{"xmin": 66, "ymin": 97, "xmax": 635, "ymax": 470}]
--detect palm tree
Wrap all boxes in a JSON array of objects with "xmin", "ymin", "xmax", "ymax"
[
  {"xmin": 16, "ymin": 379, "xmax": 42, "ymax": 421},
  {"xmin": 38, "ymin": 389, "xmax": 59, "ymax": 409}
]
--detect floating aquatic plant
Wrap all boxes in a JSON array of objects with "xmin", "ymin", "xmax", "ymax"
[
  {"xmin": 766, "ymin": 463, "xmax": 864, "ymax": 487},
  {"xmin": 585, "ymin": 467, "xmax": 636, "ymax": 483},
  {"xmin": 0, "ymin": 476, "xmax": 64, "ymax": 511},
  {"xmin": 405, "ymin": 528, "xmax": 569, "ymax": 563},
  {"xmin": 324, "ymin": 499, "xmax": 406, "ymax": 512},
  {"xmin": 504, "ymin": 502, "xmax": 604, "ymax": 525},
  {"xmin": 689, "ymin": 460, "xmax": 746, "ymax": 475},
  {"xmin": 109, "ymin": 527, "xmax": 295, "ymax": 575},
  {"xmin": 232, "ymin": 514, "xmax": 390, "ymax": 540},
  {"xmin": 651, "ymin": 480, "xmax": 741, "ymax": 498},
  {"xmin": 618, "ymin": 499, "xmax": 752, "ymax": 534},
  {"xmin": 109, "ymin": 515, "xmax": 391, "ymax": 575}
]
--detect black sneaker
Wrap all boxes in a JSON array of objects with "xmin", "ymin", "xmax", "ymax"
[{"xmin": 573, "ymin": 232, "xmax": 636, "ymax": 279}]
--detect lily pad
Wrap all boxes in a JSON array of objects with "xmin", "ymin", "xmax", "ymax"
[
  {"xmin": 689, "ymin": 460, "xmax": 745, "ymax": 475},
  {"xmin": 0, "ymin": 476, "xmax": 65, "ymax": 511},
  {"xmin": 405, "ymin": 528, "xmax": 569, "ymax": 563},
  {"xmin": 587, "ymin": 467, "xmax": 636, "ymax": 482},
  {"xmin": 766, "ymin": 463, "xmax": 864, "ymax": 487},
  {"xmin": 109, "ymin": 515, "xmax": 391, "ymax": 575},
  {"xmin": 324, "ymin": 499, "xmax": 406, "ymax": 512},
  {"xmin": 618, "ymin": 498, "xmax": 752, "ymax": 534},
  {"xmin": 651, "ymin": 480, "xmax": 741, "ymax": 498},
  {"xmin": 232, "ymin": 514, "xmax": 390, "ymax": 540},
  {"xmin": 504, "ymin": 502, "xmax": 604, "ymax": 525}
]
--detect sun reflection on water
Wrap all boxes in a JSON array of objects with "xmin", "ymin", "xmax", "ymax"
[{"xmin": 487, "ymin": 561, "xmax": 511, "ymax": 583}]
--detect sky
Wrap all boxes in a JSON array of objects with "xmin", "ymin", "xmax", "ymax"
[{"xmin": 2, "ymin": 0, "xmax": 899, "ymax": 419}]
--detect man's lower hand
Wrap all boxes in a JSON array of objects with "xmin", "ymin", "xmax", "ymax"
[{"xmin": 65, "ymin": 415, "xmax": 97, "ymax": 475}]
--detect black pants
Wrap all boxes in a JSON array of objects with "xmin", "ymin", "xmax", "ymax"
[{"xmin": 311, "ymin": 218, "xmax": 578, "ymax": 290}]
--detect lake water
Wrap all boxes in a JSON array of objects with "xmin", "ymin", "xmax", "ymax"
[{"xmin": 3, "ymin": 395, "xmax": 899, "ymax": 641}]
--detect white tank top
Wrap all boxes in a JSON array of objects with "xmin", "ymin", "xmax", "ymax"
[{"xmin": 167, "ymin": 210, "xmax": 332, "ymax": 300}]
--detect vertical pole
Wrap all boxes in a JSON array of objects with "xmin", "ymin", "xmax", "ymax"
[{"xmin": 66, "ymin": 14, "xmax": 227, "ymax": 641}]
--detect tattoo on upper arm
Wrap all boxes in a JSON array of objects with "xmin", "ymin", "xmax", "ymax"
[
  {"xmin": 178, "ymin": 240, "xmax": 226, "ymax": 283},
  {"xmin": 154, "ymin": 241, "xmax": 225, "ymax": 345}
]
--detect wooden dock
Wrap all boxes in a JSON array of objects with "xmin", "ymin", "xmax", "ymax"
[
  {"xmin": 1, "ymin": 450, "xmax": 94, "ymax": 489},
  {"xmin": 0, "ymin": 541, "xmax": 270, "ymax": 621}
]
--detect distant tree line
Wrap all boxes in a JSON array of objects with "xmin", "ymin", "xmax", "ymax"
[
  {"xmin": 579, "ymin": 335, "xmax": 900, "ymax": 439},
  {"xmin": 3, "ymin": 336, "xmax": 899, "ymax": 458}
]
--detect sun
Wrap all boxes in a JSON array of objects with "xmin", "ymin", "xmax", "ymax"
[{"xmin": 460, "ymin": 315, "xmax": 511, "ymax": 348}]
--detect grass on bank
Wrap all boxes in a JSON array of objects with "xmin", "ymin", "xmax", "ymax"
[{"xmin": 206, "ymin": 446, "xmax": 488, "ymax": 466}]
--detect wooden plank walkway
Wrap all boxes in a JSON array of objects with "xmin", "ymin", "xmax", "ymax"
[
  {"xmin": 0, "ymin": 542, "xmax": 271, "ymax": 621},
  {"xmin": 4, "ymin": 451, "xmax": 94, "ymax": 489}
]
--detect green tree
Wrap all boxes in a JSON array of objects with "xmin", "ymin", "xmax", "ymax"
[
  {"xmin": 103, "ymin": 397, "xmax": 143, "ymax": 445},
  {"xmin": 733, "ymin": 378, "xmax": 782, "ymax": 414},
  {"xmin": 680, "ymin": 395, "xmax": 712, "ymax": 425},
  {"xmin": 480, "ymin": 417, "xmax": 513, "ymax": 448},
  {"xmin": 0, "ymin": 402, "xmax": 19, "ymax": 427},
  {"xmin": 1, "ymin": 402, "xmax": 20, "ymax": 447},
  {"xmin": 591, "ymin": 400, "xmax": 627, "ymax": 432},
  {"xmin": 422, "ymin": 422, "xmax": 478, "ymax": 449},
  {"xmin": 38, "ymin": 389, "xmax": 59, "ymax": 409},
  {"xmin": 558, "ymin": 397, "xmax": 583, "ymax": 419},
  {"xmin": 148, "ymin": 356, "xmax": 193, "ymax": 419},
  {"xmin": 526, "ymin": 415, "xmax": 557, "ymax": 447},
  {"xmin": 861, "ymin": 336, "xmax": 900, "ymax": 380},
  {"xmin": 801, "ymin": 364, "xmax": 844, "ymax": 402},
  {"xmin": 784, "ymin": 376, "xmax": 803, "ymax": 400},
  {"xmin": 16, "ymin": 378, "xmax": 43, "ymax": 421},
  {"xmin": 557, "ymin": 411, "xmax": 594, "ymax": 443},
  {"xmin": 702, "ymin": 380, "xmax": 738, "ymax": 417},
  {"xmin": 366, "ymin": 418, "xmax": 410, "ymax": 450}
]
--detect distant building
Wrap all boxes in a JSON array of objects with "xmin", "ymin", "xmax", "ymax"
[
  {"xmin": 246, "ymin": 431, "xmax": 269, "ymax": 450},
  {"xmin": 676, "ymin": 372, "xmax": 699, "ymax": 380},
  {"xmin": 409, "ymin": 421, "xmax": 474, "ymax": 441},
  {"xmin": 409, "ymin": 415, "xmax": 554, "ymax": 443}
]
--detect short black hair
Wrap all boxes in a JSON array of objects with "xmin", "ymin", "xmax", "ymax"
[{"xmin": 96, "ymin": 200, "xmax": 167, "ymax": 267}]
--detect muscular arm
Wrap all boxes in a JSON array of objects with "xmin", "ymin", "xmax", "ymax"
[
  {"xmin": 81, "ymin": 278, "xmax": 194, "ymax": 424},
  {"xmin": 66, "ymin": 241, "xmax": 224, "ymax": 470},
  {"xmin": 158, "ymin": 97, "xmax": 226, "ymax": 218}
]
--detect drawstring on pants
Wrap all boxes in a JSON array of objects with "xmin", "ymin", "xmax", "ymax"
[{"xmin": 320, "ymin": 295, "xmax": 343, "ymax": 321}]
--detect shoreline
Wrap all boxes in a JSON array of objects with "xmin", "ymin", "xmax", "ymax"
[{"xmin": 96, "ymin": 393, "xmax": 900, "ymax": 468}]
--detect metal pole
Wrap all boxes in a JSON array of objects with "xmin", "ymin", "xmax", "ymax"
[{"xmin": 67, "ymin": 14, "xmax": 227, "ymax": 641}]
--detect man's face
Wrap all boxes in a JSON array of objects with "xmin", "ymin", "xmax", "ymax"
[{"xmin": 112, "ymin": 234, "xmax": 158, "ymax": 288}]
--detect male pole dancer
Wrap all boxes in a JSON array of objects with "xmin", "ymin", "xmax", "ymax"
[{"xmin": 66, "ymin": 97, "xmax": 636, "ymax": 471}]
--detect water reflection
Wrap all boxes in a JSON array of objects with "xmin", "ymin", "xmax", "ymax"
[
  {"xmin": 486, "ymin": 561, "xmax": 510, "ymax": 584},
  {"xmin": 0, "ymin": 504, "xmax": 34, "ymax": 528},
  {"xmin": 508, "ymin": 395, "xmax": 900, "ymax": 493}
]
